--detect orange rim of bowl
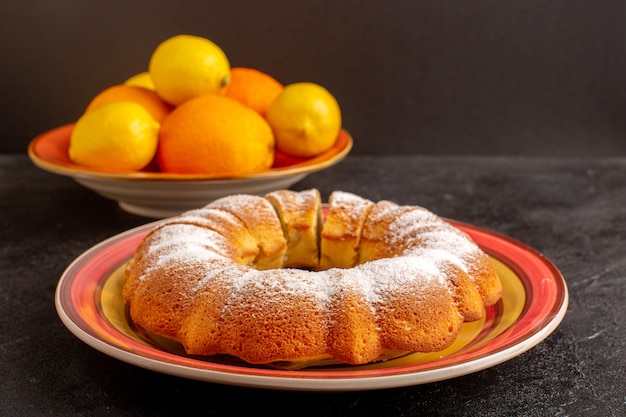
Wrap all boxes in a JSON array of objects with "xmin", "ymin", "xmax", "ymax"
[{"xmin": 27, "ymin": 124, "xmax": 353, "ymax": 181}]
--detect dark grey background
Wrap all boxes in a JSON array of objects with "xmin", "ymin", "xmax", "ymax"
[{"xmin": 3, "ymin": 0, "xmax": 626, "ymax": 156}]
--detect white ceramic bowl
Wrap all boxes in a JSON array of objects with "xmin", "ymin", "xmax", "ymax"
[{"xmin": 28, "ymin": 124, "xmax": 352, "ymax": 218}]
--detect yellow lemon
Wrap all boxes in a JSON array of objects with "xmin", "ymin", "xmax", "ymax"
[
  {"xmin": 69, "ymin": 101, "xmax": 160, "ymax": 171},
  {"xmin": 149, "ymin": 34, "xmax": 230, "ymax": 105},
  {"xmin": 124, "ymin": 71, "xmax": 155, "ymax": 90},
  {"xmin": 266, "ymin": 82, "xmax": 341, "ymax": 158}
]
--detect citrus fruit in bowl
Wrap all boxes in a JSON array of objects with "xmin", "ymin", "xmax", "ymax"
[
  {"xmin": 27, "ymin": 33, "xmax": 353, "ymax": 217},
  {"xmin": 69, "ymin": 101, "xmax": 160, "ymax": 171},
  {"xmin": 124, "ymin": 72, "xmax": 155, "ymax": 90},
  {"xmin": 267, "ymin": 82, "xmax": 342, "ymax": 158},
  {"xmin": 85, "ymin": 84, "xmax": 172, "ymax": 122},
  {"xmin": 157, "ymin": 94, "xmax": 275, "ymax": 176},
  {"xmin": 149, "ymin": 34, "xmax": 231, "ymax": 106},
  {"xmin": 224, "ymin": 67, "xmax": 283, "ymax": 116}
]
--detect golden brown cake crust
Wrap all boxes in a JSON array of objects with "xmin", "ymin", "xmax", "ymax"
[
  {"xmin": 208, "ymin": 194, "xmax": 287, "ymax": 270},
  {"xmin": 123, "ymin": 189, "xmax": 502, "ymax": 366}
]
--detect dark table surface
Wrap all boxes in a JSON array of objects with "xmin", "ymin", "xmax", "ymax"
[{"xmin": 2, "ymin": 154, "xmax": 624, "ymax": 417}]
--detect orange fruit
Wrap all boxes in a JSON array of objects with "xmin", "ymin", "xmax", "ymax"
[
  {"xmin": 224, "ymin": 67, "xmax": 283, "ymax": 116},
  {"xmin": 158, "ymin": 95, "xmax": 275, "ymax": 175},
  {"xmin": 85, "ymin": 84, "xmax": 173, "ymax": 122}
]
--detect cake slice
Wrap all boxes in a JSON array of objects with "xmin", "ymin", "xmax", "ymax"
[
  {"xmin": 265, "ymin": 189, "xmax": 323, "ymax": 269},
  {"xmin": 320, "ymin": 191, "xmax": 374, "ymax": 269}
]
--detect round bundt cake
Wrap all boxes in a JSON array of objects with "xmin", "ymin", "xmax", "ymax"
[{"xmin": 123, "ymin": 189, "xmax": 502, "ymax": 367}]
